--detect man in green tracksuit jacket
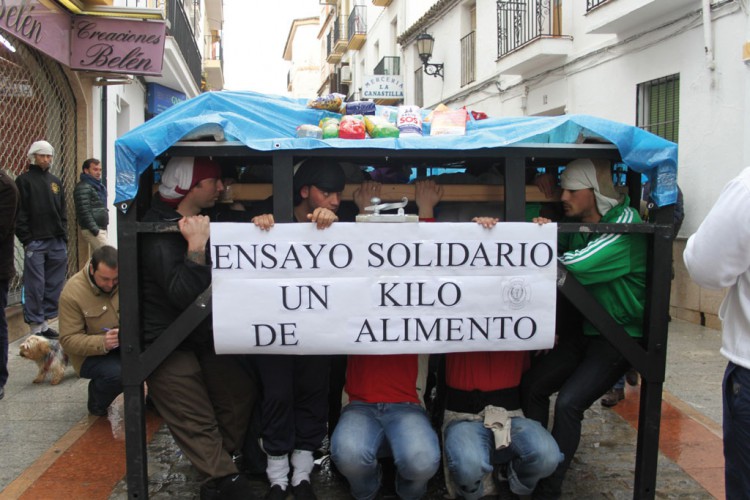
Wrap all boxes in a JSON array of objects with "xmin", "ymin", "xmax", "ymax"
[{"xmin": 520, "ymin": 158, "xmax": 647, "ymax": 499}]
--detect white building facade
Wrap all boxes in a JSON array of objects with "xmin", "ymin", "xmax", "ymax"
[{"xmin": 308, "ymin": 0, "xmax": 750, "ymax": 326}]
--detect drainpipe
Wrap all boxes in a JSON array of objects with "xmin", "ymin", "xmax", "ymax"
[
  {"xmin": 702, "ymin": 0, "xmax": 716, "ymax": 71},
  {"xmin": 100, "ymin": 85, "xmax": 108, "ymax": 187}
]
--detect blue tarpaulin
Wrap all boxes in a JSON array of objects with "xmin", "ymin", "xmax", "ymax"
[{"xmin": 114, "ymin": 90, "xmax": 679, "ymax": 207}]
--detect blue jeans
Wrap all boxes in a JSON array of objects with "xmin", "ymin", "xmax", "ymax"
[
  {"xmin": 331, "ymin": 402, "xmax": 440, "ymax": 500},
  {"xmin": 80, "ymin": 349, "xmax": 123, "ymax": 413},
  {"xmin": 22, "ymin": 238, "xmax": 67, "ymax": 325},
  {"xmin": 723, "ymin": 362, "xmax": 750, "ymax": 499},
  {"xmin": 444, "ymin": 416, "xmax": 562, "ymax": 498}
]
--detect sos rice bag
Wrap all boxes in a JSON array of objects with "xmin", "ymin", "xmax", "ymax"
[
  {"xmin": 307, "ymin": 93, "xmax": 344, "ymax": 112},
  {"xmin": 319, "ymin": 117, "xmax": 340, "ymax": 139},
  {"xmin": 364, "ymin": 115, "xmax": 399, "ymax": 138},
  {"xmin": 344, "ymin": 100, "xmax": 376, "ymax": 116},
  {"xmin": 397, "ymin": 105, "xmax": 423, "ymax": 135},
  {"xmin": 339, "ymin": 115, "xmax": 366, "ymax": 139},
  {"xmin": 296, "ymin": 124, "xmax": 323, "ymax": 139}
]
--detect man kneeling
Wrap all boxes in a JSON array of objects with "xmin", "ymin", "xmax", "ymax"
[
  {"xmin": 331, "ymin": 353, "xmax": 441, "ymax": 500},
  {"xmin": 443, "ymin": 344, "xmax": 562, "ymax": 498}
]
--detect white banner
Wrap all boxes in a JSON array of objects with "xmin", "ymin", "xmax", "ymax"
[{"xmin": 211, "ymin": 222, "xmax": 557, "ymax": 355}]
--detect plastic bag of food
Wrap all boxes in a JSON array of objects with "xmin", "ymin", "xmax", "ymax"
[
  {"xmin": 397, "ymin": 105, "xmax": 423, "ymax": 135},
  {"xmin": 296, "ymin": 124, "xmax": 323, "ymax": 139},
  {"xmin": 339, "ymin": 115, "xmax": 366, "ymax": 139},
  {"xmin": 307, "ymin": 93, "xmax": 344, "ymax": 112},
  {"xmin": 430, "ymin": 108, "xmax": 468, "ymax": 136},
  {"xmin": 344, "ymin": 100, "xmax": 376, "ymax": 116},
  {"xmin": 319, "ymin": 117, "xmax": 340, "ymax": 139},
  {"xmin": 364, "ymin": 115, "xmax": 399, "ymax": 138}
]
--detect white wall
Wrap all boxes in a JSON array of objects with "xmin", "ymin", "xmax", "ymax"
[
  {"xmin": 91, "ymin": 82, "xmax": 147, "ymax": 248},
  {"xmin": 417, "ymin": 0, "xmax": 748, "ymax": 237}
]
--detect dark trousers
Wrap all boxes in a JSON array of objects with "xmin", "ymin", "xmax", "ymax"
[
  {"xmin": 22, "ymin": 237, "xmax": 66, "ymax": 325},
  {"xmin": 254, "ymin": 354, "xmax": 330, "ymax": 456},
  {"xmin": 520, "ymin": 330, "xmax": 629, "ymax": 498},
  {"xmin": 0, "ymin": 279, "xmax": 8, "ymax": 387},
  {"xmin": 80, "ymin": 349, "xmax": 123, "ymax": 413},
  {"xmin": 148, "ymin": 349, "xmax": 256, "ymax": 480},
  {"xmin": 723, "ymin": 362, "xmax": 750, "ymax": 499}
]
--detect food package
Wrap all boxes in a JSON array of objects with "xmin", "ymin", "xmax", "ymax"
[
  {"xmin": 296, "ymin": 124, "xmax": 323, "ymax": 139},
  {"xmin": 343, "ymin": 100, "xmax": 376, "ymax": 116},
  {"xmin": 423, "ymin": 103, "xmax": 451, "ymax": 123},
  {"xmin": 319, "ymin": 117, "xmax": 341, "ymax": 139},
  {"xmin": 339, "ymin": 115, "xmax": 366, "ymax": 139},
  {"xmin": 364, "ymin": 115, "xmax": 399, "ymax": 138},
  {"xmin": 430, "ymin": 108, "xmax": 468, "ymax": 136},
  {"xmin": 397, "ymin": 105, "xmax": 423, "ymax": 135},
  {"xmin": 307, "ymin": 93, "xmax": 344, "ymax": 112}
]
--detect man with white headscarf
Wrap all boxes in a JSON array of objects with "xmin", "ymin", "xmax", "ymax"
[
  {"xmin": 520, "ymin": 158, "xmax": 647, "ymax": 499},
  {"xmin": 15, "ymin": 140, "xmax": 68, "ymax": 339}
]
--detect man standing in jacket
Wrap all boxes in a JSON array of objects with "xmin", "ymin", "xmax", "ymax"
[
  {"xmin": 684, "ymin": 167, "xmax": 750, "ymax": 498},
  {"xmin": 0, "ymin": 168, "xmax": 19, "ymax": 400},
  {"xmin": 141, "ymin": 156, "xmax": 257, "ymax": 500},
  {"xmin": 15, "ymin": 140, "xmax": 68, "ymax": 339},
  {"xmin": 59, "ymin": 245, "xmax": 120, "ymax": 416},
  {"xmin": 520, "ymin": 158, "xmax": 647, "ymax": 499},
  {"xmin": 74, "ymin": 158, "xmax": 109, "ymax": 252}
]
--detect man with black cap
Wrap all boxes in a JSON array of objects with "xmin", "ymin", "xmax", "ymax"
[
  {"xmin": 15, "ymin": 140, "xmax": 68, "ymax": 339},
  {"xmin": 141, "ymin": 156, "xmax": 257, "ymax": 500},
  {"xmin": 520, "ymin": 158, "xmax": 647, "ymax": 499},
  {"xmin": 250, "ymin": 158, "xmax": 347, "ymax": 500}
]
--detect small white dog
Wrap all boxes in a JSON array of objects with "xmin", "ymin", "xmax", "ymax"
[{"xmin": 19, "ymin": 335, "xmax": 69, "ymax": 385}]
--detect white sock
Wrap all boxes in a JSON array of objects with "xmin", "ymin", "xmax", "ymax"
[
  {"xmin": 41, "ymin": 320, "xmax": 48, "ymax": 331},
  {"xmin": 266, "ymin": 453, "xmax": 290, "ymax": 489},
  {"xmin": 29, "ymin": 323, "xmax": 43, "ymax": 334},
  {"xmin": 290, "ymin": 449, "xmax": 314, "ymax": 487}
]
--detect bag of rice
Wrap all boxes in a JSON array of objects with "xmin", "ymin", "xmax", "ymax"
[{"xmin": 397, "ymin": 105, "xmax": 422, "ymax": 135}]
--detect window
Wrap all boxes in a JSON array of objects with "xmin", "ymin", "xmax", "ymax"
[
  {"xmin": 636, "ymin": 74, "xmax": 680, "ymax": 143},
  {"xmin": 414, "ymin": 67, "xmax": 423, "ymax": 107}
]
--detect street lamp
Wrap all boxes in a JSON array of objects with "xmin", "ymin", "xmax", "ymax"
[{"xmin": 416, "ymin": 33, "xmax": 444, "ymax": 79}]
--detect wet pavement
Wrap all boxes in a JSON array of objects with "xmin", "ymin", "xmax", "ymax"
[{"xmin": 1, "ymin": 319, "xmax": 725, "ymax": 499}]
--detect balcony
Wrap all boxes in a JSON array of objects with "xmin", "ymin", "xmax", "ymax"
[
  {"xmin": 326, "ymin": 18, "xmax": 348, "ymax": 63},
  {"xmin": 203, "ymin": 33, "xmax": 223, "ymax": 91},
  {"xmin": 347, "ymin": 5, "xmax": 367, "ymax": 51},
  {"xmin": 461, "ymin": 31, "xmax": 475, "ymax": 87},
  {"xmin": 129, "ymin": 0, "xmax": 200, "ymax": 95},
  {"xmin": 586, "ymin": 0, "xmax": 699, "ymax": 35},
  {"xmin": 374, "ymin": 56, "xmax": 400, "ymax": 75},
  {"xmin": 495, "ymin": 0, "xmax": 572, "ymax": 77}
]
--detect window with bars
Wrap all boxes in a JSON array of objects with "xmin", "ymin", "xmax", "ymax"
[{"xmin": 636, "ymin": 74, "xmax": 680, "ymax": 143}]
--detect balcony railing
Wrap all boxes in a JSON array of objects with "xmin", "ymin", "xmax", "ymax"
[
  {"xmin": 460, "ymin": 31, "xmax": 475, "ymax": 87},
  {"xmin": 586, "ymin": 0, "xmax": 611, "ymax": 11},
  {"xmin": 122, "ymin": 0, "xmax": 164, "ymax": 8},
  {"xmin": 497, "ymin": 0, "xmax": 563, "ymax": 58},
  {"xmin": 204, "ymin": 35, "xmax": 222, "ymax": 61},
  {"xmin": 166, "ymin": 0, "xmax": 201, "ymax": 89},
  {"xmin": 348, "ymin": 5, "xmax": 367, "ymax": 48},
  {"xmin": 374, "ymin": 56, "xmax": 400, "ymax": 75}
]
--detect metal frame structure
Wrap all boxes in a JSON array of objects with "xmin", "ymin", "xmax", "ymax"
[{"xmin": 118, "ymin": 142, "xmax": 674, "ymax": 499}]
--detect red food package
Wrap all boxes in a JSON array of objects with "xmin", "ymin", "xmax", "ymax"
[{"xmin": 339, "ymin": 115, "xmax": 366, "ymax": 139}]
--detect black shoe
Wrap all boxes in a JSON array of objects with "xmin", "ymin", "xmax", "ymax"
[
  {"xmin": 291, "ymin": 480, "xmax": 316, "ymax": 500},
  {"xmin": 625, "ymin": 368, "xmax": 639, "ymax": 386},
  {"xmin": 266, "ymin": 484, "xmax": 288, "ymax": 500},
  {"xmin": 211, "ymin": 474, "xmax": 256, "ymax": 500},
  {"xmin": 87, "ymin": 381, "xmax": 107, "ymax": 417},
  {"xmin": 600, "ymin": 387, "xmax": 625, "ymax": 408},
  {"xmin": 39, "ymin": 328, "xmax": 59, "ymax": 339}
]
